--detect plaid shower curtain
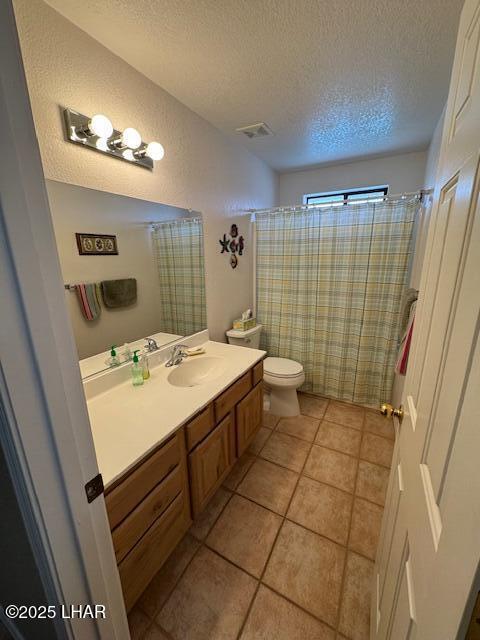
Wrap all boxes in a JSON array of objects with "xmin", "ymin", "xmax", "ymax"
[
  {"xmin": 256, "ymin": 198, "xmax": 419, "ymax": 405},
  {"xmin": 151, "ymin": 218, "xmax": 206, "ymax": 336}
]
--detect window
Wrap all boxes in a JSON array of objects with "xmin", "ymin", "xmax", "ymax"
[{"xmin": 303, "ymin": 185, "xmax": 388, "ymax": 206}]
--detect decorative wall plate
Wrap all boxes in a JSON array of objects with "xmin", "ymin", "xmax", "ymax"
[
  {"xmin": 219, "ymin": 226, "xmax": 245, "ymax": 267},
  {"xmin": 76, "ymin": 233, "xmax": 118, "ymax": 255}
]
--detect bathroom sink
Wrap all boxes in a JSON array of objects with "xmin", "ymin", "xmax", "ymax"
[{"xmin": 167, "ymin": 356, "xmax": 226, "ymax": 387}]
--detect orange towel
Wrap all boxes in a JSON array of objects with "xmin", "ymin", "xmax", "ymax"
[{"xmin": 396, "ymin": 301, "xmax": 416, "ymax": 375}]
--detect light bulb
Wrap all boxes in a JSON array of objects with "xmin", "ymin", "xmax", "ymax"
[
  {"xmin": 121, "ymin": 127, "xmax": 142, "ymax": 149},
  {"xmin": 89, "ymin": 114, "xmax": 113, "ymax": 138},
  {"xmin": 145, "ymin": 141, "xmax": 165, "ymax": 161},
  {"xmin": 95, "ymin": 137, "xmax": 109, "ymax": 151},
  {"xmin": 122, "ymin": 149, "xmax": 135, "ymax": 161}
]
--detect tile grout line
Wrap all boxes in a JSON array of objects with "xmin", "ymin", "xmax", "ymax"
[
  {"xmin": 227, "ymin": 488, "xmax": 379, "ymax": 565},
  {"xmin": 208, "ymin": 543, "xmax": 340, "ymax": 636},
  {"xmin": 183, "ymin": 541, "xmax": 338, "ymax": 636},
  {"xmin": 235, "ymin": 401, "xmax": 331, "ymax": 640},
  {"xmin": 253, "ymin": 440, "xmax": 389, "ymax": 509},
  {"xmin": 333, "ymin": 410, "xmax": 369, "ymax": 638},
  {"xmin": 266, "ymin": 412, "xmax": 394, "ymax": 465},
  {"xmin": 300, "ymin": 392, "xmax": 382, "ymax": 416},
  {"xmin": 300, "ymin": 402, "xmax": 395, "ymax": 443},
  {"xmin": 288, "ymin": 417, "xmax": 395, "ymax": 447},
  {"xmin": 259, "ymin": 444, "xmax": 392, "ymax": 477}
]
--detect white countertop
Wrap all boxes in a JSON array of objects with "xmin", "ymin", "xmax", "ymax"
[{"xmin": 86, "ymin": 340, "xmax": 265, "ymax": 488}]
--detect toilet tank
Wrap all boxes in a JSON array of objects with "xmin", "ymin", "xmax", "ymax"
[{"xmin": 226, "ymin": 324, "xmax": 262, "ymax": 349}]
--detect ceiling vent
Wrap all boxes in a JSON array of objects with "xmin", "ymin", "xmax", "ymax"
[{"xmin": 236, "ymin": 122, "xmax": 273, "ymax": 139}]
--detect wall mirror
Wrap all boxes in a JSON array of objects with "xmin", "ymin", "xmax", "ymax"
[{"xmin": 46, "ymin": 180, "xmax": 207, "ymax": 379}]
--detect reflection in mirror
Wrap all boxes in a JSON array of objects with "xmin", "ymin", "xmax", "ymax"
[
  {"xmin": 151, "ymin": 217, "xmax": 206, "ymax": 336},
  {"xmin": 45, "ymin": 180, "xmax": 207, "ymax": 379}
]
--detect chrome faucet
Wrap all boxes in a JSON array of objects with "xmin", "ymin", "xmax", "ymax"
[
  {"xmin": 165, "ymin": 344, "xmax": 189, "ymax": 367},
  {"xmin": 145, "ymin": 337, "xmax": 159, "ymax": 352}
]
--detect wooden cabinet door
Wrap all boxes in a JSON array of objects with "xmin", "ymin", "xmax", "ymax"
[
  {"xmin": 236, "ymin": 383, "xmax": 263, "ymax": 456},
  {"xmin": 188, "ymin": 413, "xmax": 232, "ymax": 517}
]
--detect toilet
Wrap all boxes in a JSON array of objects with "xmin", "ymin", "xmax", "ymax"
[{"xmin": 225, "ymin": 324, "xmax": 305, "ymax": 417}]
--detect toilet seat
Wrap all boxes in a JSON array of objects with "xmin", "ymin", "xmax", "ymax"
[{"xmin": 264, "ymin": 357, "xmax": 303, "ymax": 378}]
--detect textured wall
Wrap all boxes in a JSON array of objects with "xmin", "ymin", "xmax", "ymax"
[
  {"xmin": 13, "ymin": 0, "xmax": 277, "ymax": 342},
  {"xmin": 278, "ymin": 151, "xmax": 427, "ymax": 206}
]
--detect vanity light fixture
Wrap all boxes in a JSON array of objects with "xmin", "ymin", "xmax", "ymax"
[{"xmin": 63, "ymin": 108, "xmax": 165, "ymax": 170}]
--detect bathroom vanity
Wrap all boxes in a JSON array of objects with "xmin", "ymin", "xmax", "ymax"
[
  {"xmin": 84, "ymin": 339, "xmax": 264, "ymax": 611},
  {"xmin": 44, "ymin": 182, "xmax": 265, "ymax": 611}
]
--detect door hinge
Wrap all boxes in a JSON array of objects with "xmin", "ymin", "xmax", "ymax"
[{"xmin": 85, "ymin": 473, "xmax": 104, "ymax": 503}]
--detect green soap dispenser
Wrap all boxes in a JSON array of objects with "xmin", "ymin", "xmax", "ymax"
[
  {"xmin": 131, "ymin": 350, "xmax": 144, "ymax": 386},
  {"xmin": 106, "ymin": 345, "xmax": 120, "ymax": 367}
]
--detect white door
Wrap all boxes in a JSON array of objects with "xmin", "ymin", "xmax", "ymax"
[{"xmin": 372, "ymin": 0, "xmax": 480, "ymax": 638}]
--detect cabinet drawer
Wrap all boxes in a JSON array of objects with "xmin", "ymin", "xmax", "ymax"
[
  {"xmin": 185, "ymin": 404, "xmax": 215, "ymax": 452},
  {"xmin": 252, "ymin": 360, "xmax": 264, "ymax": 386},
  {"xmin": 106, "ymin": 431, "xmax": 181, "ymax": 529},
  {"xmin": 118, "ymin": 491, "xmax": 190, "ymax": 612},
  {"xmin": 188, "ymin": 413, "xmax": 232, "ymax": 517},
  {"xmin": 214, "ymin": 371, "xmax": 251, "ymax": 422},
  {"xmin": 236, "ymin": 383, "xmax": 263, "ymax": 456},
  {"xmin": 112, "ymin": 465, "xmax": 183, "ymax": 563}
]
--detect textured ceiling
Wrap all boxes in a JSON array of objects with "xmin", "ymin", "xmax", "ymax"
[{"xmin": 44, "ymin": 0, "xmax": 463, "ymax": 172}]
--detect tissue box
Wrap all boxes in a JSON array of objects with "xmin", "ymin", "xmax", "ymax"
[{"xmin": 233, "ymin": 317, "xmax": 257, "ymax": 331}]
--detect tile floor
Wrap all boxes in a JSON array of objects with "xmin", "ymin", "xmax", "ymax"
[{"xmin": 129, "ymin": 394, "xmax": 395, "ymax": 640}]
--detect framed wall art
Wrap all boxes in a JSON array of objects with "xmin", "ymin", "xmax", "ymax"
[{"xmin": 76, "ymin": 233, "xmax": 118, "ymax": 256}]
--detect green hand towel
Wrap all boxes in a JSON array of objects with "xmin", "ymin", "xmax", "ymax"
[{"xmin": 101, "ymin": 278, "xmax": 137, "ymax": 308}]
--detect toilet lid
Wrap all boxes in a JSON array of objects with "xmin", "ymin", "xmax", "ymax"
[
  {"xmin": 225, "ymin": 324, "xmax": 262, "ymax": 338},
  {"xmin": 264, "ymin": 357, "xmax": 303, "ymax": 378}
]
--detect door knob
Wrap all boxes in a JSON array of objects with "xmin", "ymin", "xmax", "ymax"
[{"xmin": 380, "ymin": 403, "xmax": 404, "ymax": 421}]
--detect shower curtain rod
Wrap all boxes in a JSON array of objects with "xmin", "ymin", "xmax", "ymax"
[
  {"xmin": 147, "ymin": 215, "xmax": 202, "ymax": 227},
  {"xmin": 248, "ymin": 189, "xmax": 433, "ymax": 215}
]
